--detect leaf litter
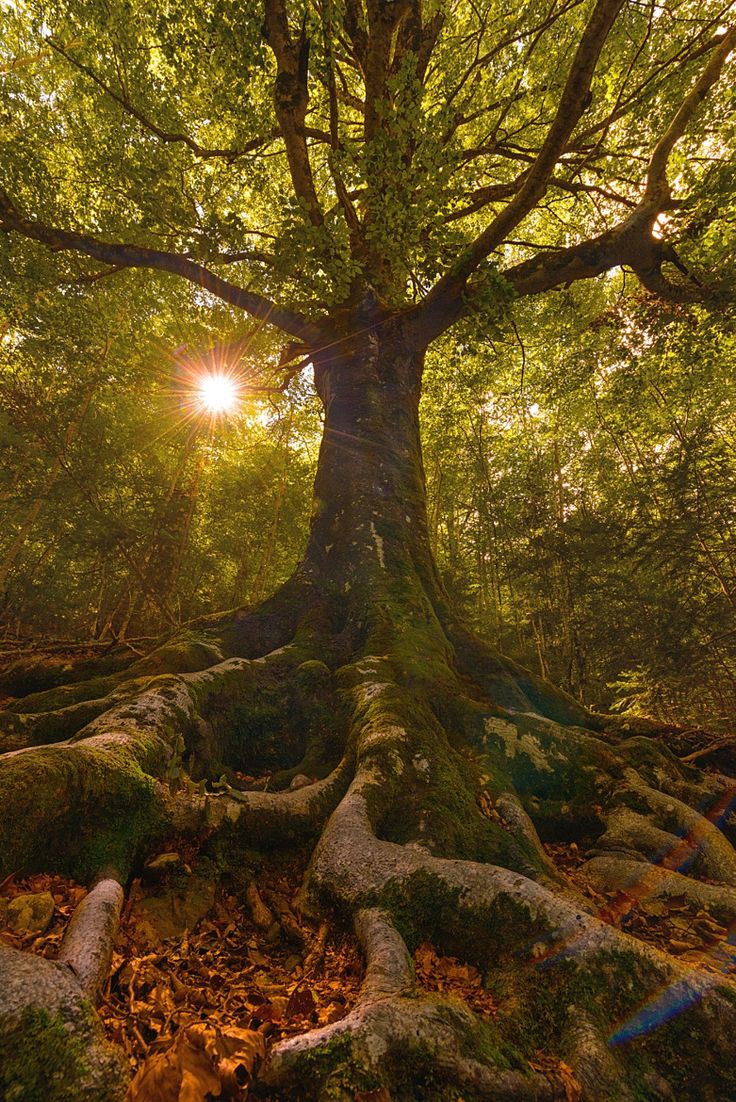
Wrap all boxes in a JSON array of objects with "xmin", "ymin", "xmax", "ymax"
[
  {"xmin": 101, "ymin": 852, "xmax": 363, "ymax": 1100},
  {"xmin": 544, "ymin": 840, "xmax": 736, "ymax": 975},
  {"xmin": 4, "ymin": 832, "xmax": 734, "ymax": 1100}
]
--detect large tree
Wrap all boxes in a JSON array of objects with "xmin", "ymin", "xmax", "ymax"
[{"xmin": 2, "ymin": 1, "xmax": 736, "ymax": 1098}]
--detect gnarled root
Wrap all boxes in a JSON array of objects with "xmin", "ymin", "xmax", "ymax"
[
  {"xmin": 0, "ymin": 875, "xmax": 127, "ymax": 1102},
  {"xmin": 268, "ymin": 909, "xmax": 561, "ymax": 1101},
  {"xmin": 2, "ymin": 595, "xmax": 736, "ymax": 1101},
  {"xmin": 264, "ymin": 663, "xmax": 736, "ymax": 1101}
]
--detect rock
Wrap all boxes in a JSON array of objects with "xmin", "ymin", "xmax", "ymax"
[
  {"xmin": 289, "ymin": 774, "xmax": 312, "ymax": 791},
  {"xmin": 142, "ymin": 852, "xmax": 183, "ymax": 880},
  {"xmin": 7, "ymin": 891, "xmax": 55, "ymax": 935},
  {"xmin": 134, "ymin": 875, "xmax": 216, "ymax": 945},
  {"xmin": 0, "ymin": 945, "xmax": 127, "ymax": 1100}
]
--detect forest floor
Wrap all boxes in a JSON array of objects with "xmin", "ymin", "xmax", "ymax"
[{"xmin": 2, "ymin": 784, "xmax": 736, "ymax": 1102}]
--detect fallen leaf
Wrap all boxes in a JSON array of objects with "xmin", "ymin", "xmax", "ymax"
[
  {"xmin": 125, "ymin": 1021, "xmax": 264, "ymax": 1101},
  {"xmin": 286, "ymin": 983, "xmax": 316, "ymax": 1018}
]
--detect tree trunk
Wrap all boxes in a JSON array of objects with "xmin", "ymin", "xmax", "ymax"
[{"xmin": 2, "ymin": 309, "xmax": 736, "ymax": 1101}]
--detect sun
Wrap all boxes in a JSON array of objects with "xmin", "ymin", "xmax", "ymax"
[{"xmin": 197, "ymin": 371, "xmax": 239, "ymax": 414}]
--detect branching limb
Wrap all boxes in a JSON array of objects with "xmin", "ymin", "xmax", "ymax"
[
  {"xmin": 410, "ymin": 21, "xmax": 735, "ymax": 343},
  {"xmin": 644, "ymin": 25, "xmax": 736, "ymax": 207},
  {"xmin": 420, "ymin": 0, "xmax": 625, "ymax": 310},
  {"xmin": 0, "ymin": 193, "xmax": 321, "ymax": 342},
  {"xmin": 264, "ymin": 0, "xmax": 325, "ymax": 228}
]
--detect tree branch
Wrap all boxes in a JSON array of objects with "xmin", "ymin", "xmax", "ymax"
[
  {"xmin": 645, "ymin": 25, "xmax": 736, "ymax": 205},
  {"xmin": 0, "ymin": 194, "xmax": 321, "ymax": 342},
  {"xmin": 264, "ymin": 0, "xmax": 325, "ymax": 227},
  {"xmin": 410, "ymin": 15, "xmax": 734, "ymax": 343},
  {"xmin": 423, "ymin": 0, "xmax": 625, "ymax": 306},
  {"xmin": 48, "ymin": 38, "xmax": 279, "ymax": 163}
]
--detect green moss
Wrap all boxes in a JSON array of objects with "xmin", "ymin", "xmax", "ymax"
[
  {"xmin": 296, "ymin": 1031, "xmax": 380, "ymax": 1100},
  {"xmin": 6, "ymin": 676, "xmax": 118, "ymax": 715},
  {"xmin": 372, "ymin": 868, "xmax": 462, "ymax": 950},
  {"xmin": 630, "ymin": 986, "xmax": 736, "ymax": 1100},
  {"xmin": 296, "ymin": 660, "xmax": 332, "ymax": 690},
  {"xmin": 458, "ymin": 1013, "xmax": 529, "ymax": 1072},
  {"xmin": 0, "ymin": 737, "xmax": 165, "ymax": 881},
  {"xmin": 0, "ymin": 1007, "xmax": 91, "ymax": 1102},
  {"xmin": 618, "ymin": 736, "xmax": 684, "ymax": 784}
]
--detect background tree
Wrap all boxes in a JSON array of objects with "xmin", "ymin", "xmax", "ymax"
[
  {"xmin": 1, "ymin": 1, "xmax": 736, "ymax": 1099},
  {"xmin": 423, "ymin": 288, "xmax": 736, "ymax": 727}
]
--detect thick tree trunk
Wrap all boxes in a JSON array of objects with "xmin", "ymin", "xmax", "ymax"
[
  {"xmin": 2, "ymin": 308, "xmax": 736, "ymax": 1102},
  {"xmin": 302, "ymin": 314, "xmax": 437, "ymax": 605}
]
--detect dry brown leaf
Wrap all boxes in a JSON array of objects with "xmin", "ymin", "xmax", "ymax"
[
  {"xmin": 286, "ymin": 983, "xmax": 316, "ymax": 1018},
  {"xmin": 125, "ymin": 1021, "xmax": 265, "ymax": 1101},
  {"xmin": 530, "ymin": 1055, "xmax": 582, "ymax": 1102},
  {"xmin": 355, "ymin": 1089, "xmax": 392, "ymax": 1102}
]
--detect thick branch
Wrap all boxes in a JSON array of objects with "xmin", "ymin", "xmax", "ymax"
[
  {"xmin": 264, "ymin": 0, "xmax": 325, "ymax": 227},
  {"xmin": 645, "ymin": 25, "xmax": 736, "ymax": 204},
  {"xmin": 424, "ymin": 0, "xmax": 624, "ymax": 304},
  {"xmin": 0, "ymin": 195, "xmax": 321, "ymax": 342},
  {"xmin": 411, "ymin": 19, "xmax": 734, "ymax": 342}
]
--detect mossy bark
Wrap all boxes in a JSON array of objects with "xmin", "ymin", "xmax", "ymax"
[{"xmin": 2, "ymin": 305, "xmax": 736, "ymax": 1100}]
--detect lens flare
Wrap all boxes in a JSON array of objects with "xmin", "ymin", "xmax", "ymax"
[{"xmin": 197, "ymin": 371, "xmax": 239, "ymax": 414}]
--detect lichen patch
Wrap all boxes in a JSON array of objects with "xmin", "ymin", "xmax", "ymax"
[{"xmin": 483, "ymin": 717, "xmax": 553, "ymax": 774}]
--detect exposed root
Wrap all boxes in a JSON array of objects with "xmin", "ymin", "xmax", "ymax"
[
  {"xmin": 3, "ymin": 592, "xmax": 736, "ymax": 1100},
  {"xmin": 284, "ymin": 667, "xmax": 736, "ymax": 1100},
  {"xmin": 581, "ymin": 853, "xmax": 736, "ymax": 924},
  {"xmin": 58, "ymin": 877, "xmax": 125, "ymax": 1000},
  {"xmin": 0, "ymin": 869, "xmax": 128, "ymax": 1101},
  {"xmin": 494, "ymin": 792, "xmax": 562, "ymax": 886},
  {"xmin": 268, "ymin": 909, "xmax": 561, "ymax": 1101},
  {"xmin": 588, "ymin": 773, "xmax": 736, "ymax": 891}
]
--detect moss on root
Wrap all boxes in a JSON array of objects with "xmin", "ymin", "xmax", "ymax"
[
  {"xmin": 370, "ymin": 868, "xmax": 463, "ymax": 950},
  {"xmin": 0, "ymin": 1006, "xmax": 92, "ymax": 1102},
  {"xmin": 4, "ymin": 578, "xmax": 736, "ymax": 1102},
  {"xmin": 292, "ymin": 1032, "xmax": 377, "ymax": 1101},
  {"xmin": 0, "ymin": 738, "xmax": 166, "ymax": 879}
]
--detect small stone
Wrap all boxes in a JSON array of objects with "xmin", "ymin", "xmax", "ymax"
[
  {"xmin": 143, "ymin": 852, "xmax": 183, "ymax": 879},
  {"xmin": 289, "ymin": 774, "xmax": 312, "ymax": 791},
  {"xmin": 7, "ymin": 891, "xmax": 55, "ymax": 935}
]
